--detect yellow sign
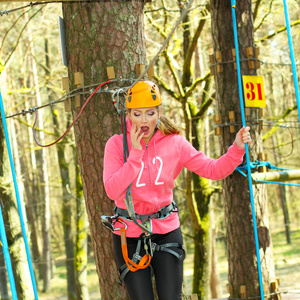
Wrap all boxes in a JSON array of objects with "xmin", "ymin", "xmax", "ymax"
[{"xmin": 242, "ymin": 75, "xmax": 266, "ymax": 107}]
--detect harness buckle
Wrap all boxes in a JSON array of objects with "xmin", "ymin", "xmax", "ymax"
[{"xmin": 101, "ymin": 215, "xmax": 127, "ymax": 232}]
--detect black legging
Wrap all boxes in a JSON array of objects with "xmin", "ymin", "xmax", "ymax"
[{"xmin": 113, "ymin": 227, "xmax": 185, "ymax": 300}]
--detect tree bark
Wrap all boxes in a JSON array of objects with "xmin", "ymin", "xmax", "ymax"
[
  {"xmin": 0, "ymin": 121, "xmax": 34, "ymax": 299},
  {"xmin": 73, "ymin": 147, "xmax": 90, "ymax": 300},
  {"xmin": 62, "ymin": 2, "xmax": 147, "ymax": 299},
  {"xmin": 210, "ymin": 0, "xmax": 275, "ymax": 297},
  {"xmin": 0, "ymin": 244, "xmax": 9, "ymax": 300}
]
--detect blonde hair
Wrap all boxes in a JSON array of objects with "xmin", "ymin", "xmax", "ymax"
[{"xmin": 158, "ymin": 115, "xmax": 182, "ymax": 136}]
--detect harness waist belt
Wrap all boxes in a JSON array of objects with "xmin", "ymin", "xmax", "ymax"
[{"xmin": 114, "ymin": 201, "xmax": 177, "ymax": 221}]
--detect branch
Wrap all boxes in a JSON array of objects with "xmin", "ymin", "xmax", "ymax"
[
  {"xmin": 185, "ymin": 72, "xmax": 210, "ymax": 99},
  {"xmin": 182, "ymin": 14, "xmax": 208, "ymax": 87},
  {"xmin": 253, "ymin": 0, "xmax": 262, "ymax": 22},
  {"xmin": 257, "ymin": 19, "xmax": 300, "ymax": 44},
  {"xmin": 0, "ymin": 8, "xmax": 32, "ymax": 53},
  {"xmin": 154, "ymin": 74, "xmax": 180, "ymax": 101},
  {"xmin": 16, "ymin": 118, "xmax": 57, "ymax": 136},
  {"xmin": 262, "ymin": 105, "xmax": 297, "ymax": 141},
  {"xmin": 163, "ymin": 51, "xmax": 185, "ymax": 98},
  {"xmin": 145, "ymin": 13, "xmax": 167, "ymax": 39},
  {"xmin": 194, "ymin": 97, "xmax": 213, "ymax": 120},
  {"xmin": 254, "ymin": 0, "xmax": 275, "ymax": 32},
  {"xmin": 3, "ymin": 6, "xmax": 45, "ymax": 67}
]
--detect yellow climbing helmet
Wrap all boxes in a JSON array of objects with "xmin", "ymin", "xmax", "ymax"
[{"xmin": 126, "ymin": 81, "xmax": 162, "ymax": 109}]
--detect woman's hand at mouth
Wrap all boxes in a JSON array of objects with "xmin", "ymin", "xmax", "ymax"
[{"xmin": 130, "ymin": 124, "xmax": 144, "ymax": 150}]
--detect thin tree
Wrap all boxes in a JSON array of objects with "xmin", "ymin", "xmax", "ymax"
[
  {"xmin": 44, "ymin": 36, "xmax": 77, "ymax": 299},
  {"xmin": 73, "ymin": 147, "xmax": 90, "ymax": 300},
  {"xmin": 0, "ymin": 107, "xmax": 34, "ymax": 299},
  {"xmin": 0, "ymin": 244, "xmax": 9, "ymax": 300}
]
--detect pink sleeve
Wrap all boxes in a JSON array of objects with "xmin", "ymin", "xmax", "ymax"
[
  {"xmin": 103, "ymin": 136, "xmax": 144, "ymax": 200},
  {"xmin": 181, "ymin": 140, "xmax": 245, "ymax": 180}
]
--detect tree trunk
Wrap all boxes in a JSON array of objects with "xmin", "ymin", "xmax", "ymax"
[
  {"xmin": 210, "ymin": 0, "xmax": 275, "ymax": 297},
  {"xmin": 271, "ymin": 136, "xmax": 291, "ymax": 244},
  {"xmin": 0, "ymin": 244, "xmax": 9, "ymax": 300},
  {"xmin": 0, "ymin": 122, "xmax": 34, "ymax": 299},
  {"xmin": 45, "ymin": 35, "xmax": 77, "ymax": 299},
  {"xmin": 29, "ymin": 38, "xmax": 52, "ymax": 292},
  {"xmin": 73, "ymin": 147, "xmax": 89, "ymax": 300},
  {"xmin": 62, "ymin": 2, "xmax": 147, "ymax": 299}
]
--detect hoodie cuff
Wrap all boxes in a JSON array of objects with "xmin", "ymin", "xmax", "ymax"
[
  {"xmin": 128, "ymin": 147, "xmax": 144, "ymax": 161},
  {"xmin": 231, "ymin": 141, "xmax": 246, "ymax": 154}
]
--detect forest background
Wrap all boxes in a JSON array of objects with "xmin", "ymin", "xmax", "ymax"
[{"xmin": 0, "ymin": 0, "xmax": 300, "ymax": 299}]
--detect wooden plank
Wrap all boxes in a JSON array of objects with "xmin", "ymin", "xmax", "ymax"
[
  {"xmin": 252, "ymin": 169, "xmax": 300, "ymax": 183},
  {"xmin": 74, "ymin": 72, "xmax": 84, "ymax": 108},
  {"xmin": 147, "ymin": 64, "xmax": 154, "ymax": 81},
  {"xmin": 62, "ymin": 77, "xmax": 71, "ymax": 112},
  {"xmin": 106, "ymin": 66, "xmax": 115, "ymax": 80},
  {"xmin": 136, "ymin": 64, "xmax": 145, "ymax": 77}
]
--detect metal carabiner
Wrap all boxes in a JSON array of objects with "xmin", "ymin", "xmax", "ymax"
[{"xmin": 101, "ymin": 215, "xmax": 127, "ymax": 232}]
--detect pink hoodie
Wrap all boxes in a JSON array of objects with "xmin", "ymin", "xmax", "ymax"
[{"xmin": 103, "ymin": 118, "xmax": 245, "ymax": 237}]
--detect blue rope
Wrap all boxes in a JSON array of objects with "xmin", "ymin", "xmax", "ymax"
[
  {"xmin": 231, "ymin": 2, "xmax": 264, "ymax": 299},
  {"xmin": 236, "ymin": 161, "xmax": 290, "ymax": 172},
  {"xmin": 254, "ymin": 180, "xmax": 300, "ymax": 187},
  {"xmin": 0, "ymin": 91, "xmax": 39, "ymax": 300},
  {"xmin": 0, "ymin": 203, "xmax": 18, "ymax": 299},
  {"xmin": 282, "ymin": 0, "xmax": 300, "ymax": 124}
]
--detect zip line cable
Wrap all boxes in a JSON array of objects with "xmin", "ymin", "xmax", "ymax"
[
  {"xmin": 0, "ymin": 1, "xmax": 61, "ymax": 16},
  {"xmin": 231, "ymin": 2, "xmax": 265, "ymax": 299},
  {"xmin": 0, "ymin": 91, "xmax": 38, "ymax": 299}
]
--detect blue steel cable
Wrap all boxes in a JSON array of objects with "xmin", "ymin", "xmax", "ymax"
[
  {"xmin": 282, "ymin": 0, "xmax": 300, "ymax": 124},
  {"xmin": 230, "ymin": 2, "xmax": 264, "ymax": 299},
  {"xmin": 0, "ymin": 91, "xmax": 39, "ymax": 300},
  {"xmin": 0, "ymin": 203, "xmax": 18, "ymax": 299}
]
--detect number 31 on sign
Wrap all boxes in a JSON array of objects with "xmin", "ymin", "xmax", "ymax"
[{"xmin": 242, "ymin": 75, "xmax": 266, "ymax": 107}]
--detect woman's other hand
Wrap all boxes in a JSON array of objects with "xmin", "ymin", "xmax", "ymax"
[{"xmin": 235, "ymin": 126, "xmax": 251, "ymax": 149}]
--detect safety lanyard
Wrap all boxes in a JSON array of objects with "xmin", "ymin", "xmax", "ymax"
[{"xmin": 120, "ymin": 227, "xmax": 152, "ymax": 272}]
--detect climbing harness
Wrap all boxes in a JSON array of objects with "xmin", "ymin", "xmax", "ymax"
[
  {"xmin": 114, "ymin": 201, "xmax": 178, "ymax": 221},
  {"xmin": 117, "ymin": 232, "xmax": 184, "ymax": 284},
  {"xmin": 101, "ymin": 202, "xmax": 183, "ymax": 283},
  {"xmin": 101, "ymin": 201, "xmax": 183, "ymax": 283}
]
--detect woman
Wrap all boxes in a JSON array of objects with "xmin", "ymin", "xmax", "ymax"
[{"xmin": 103, "ymin": 80, "xmax": 251, "ymax": 300}]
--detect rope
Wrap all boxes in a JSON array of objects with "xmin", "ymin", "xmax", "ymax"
[
  {"xmin": 236, "ymin": 161, "xmax": 290, "ymax": 173},
  {"xmin": 230, "ymin": 2, "xmax": 264, "ymax": 299},
  {"xmin": 0, "ymin": 91, "xmax": 39, "ymax": 299},
  {"xmin": 282, "ymin": 0, "xmax": 300, "ymax": 124}
]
